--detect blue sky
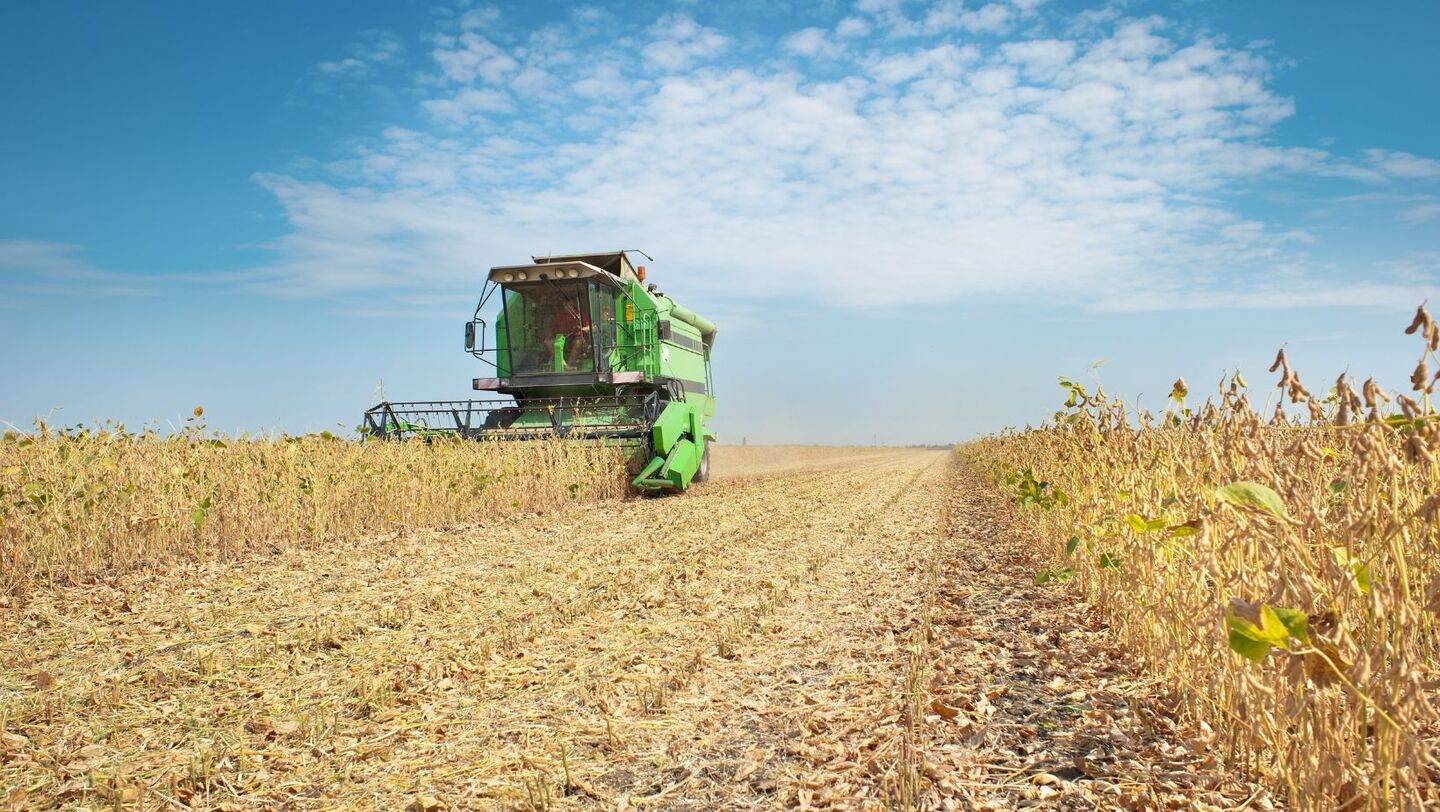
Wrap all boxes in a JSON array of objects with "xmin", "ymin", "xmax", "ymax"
[{"xmin": 2, "ymin": 0, "xmax": 1438, "ymax": 443}]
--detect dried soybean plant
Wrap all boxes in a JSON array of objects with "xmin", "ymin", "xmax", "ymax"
[
  {"xmin": 0, "ymin": 416, "xmax": 629, "ymax": 596},
  {"xmin": 963, "ymin": 305, "xmax": 1440, "ymax": 809}
]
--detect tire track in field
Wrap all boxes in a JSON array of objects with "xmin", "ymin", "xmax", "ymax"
[
  {"xmin": 591, "ymin": 450, "xmax": 956, "ymax": 809},
  {"xmin": 907, "ymin": 464, "xmax": 1275, "ymax": 810}
]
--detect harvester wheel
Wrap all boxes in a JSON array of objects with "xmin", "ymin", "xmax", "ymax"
[{"xmin": 695, "ymin": 438, "xmax": 712, "ymax": 483}]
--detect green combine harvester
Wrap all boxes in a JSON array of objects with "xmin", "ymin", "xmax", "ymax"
[{"xmin": 363, "ymin": 251, "xmax": 717, "ymax": 491}]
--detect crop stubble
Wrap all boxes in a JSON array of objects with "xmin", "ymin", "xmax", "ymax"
[
  {"xmin": 1, "ymin": 449, "xmax": 963, "ymax": 809},
  {"xmin": 2, "ymin": 446, "xmax": 1278, "ymax": 810}
]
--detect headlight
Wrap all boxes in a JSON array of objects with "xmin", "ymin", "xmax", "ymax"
[
  {"xmin": 568, "ymin": 269, "xmax": 580, "ymax": 278},
  {"xmin": 501, "ymin": 273, "xmax": 514, "ymax": 282},
  {"xmin": 517, "ymin": 272, "xmax": 528, "ymax": 281}
]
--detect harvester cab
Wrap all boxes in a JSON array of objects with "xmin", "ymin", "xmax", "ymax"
[{"xmin": 363, "ymin": 251, "xmax": 717, "ymax": 492}]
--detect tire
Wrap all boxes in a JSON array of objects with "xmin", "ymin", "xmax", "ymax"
[{"xmin": 695, "ymin": 438, "xmax": 712, "ymax": 483}]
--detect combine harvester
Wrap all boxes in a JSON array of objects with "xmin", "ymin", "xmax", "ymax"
[{"xmin": 363, "ymin": 251, "xmax": 717, "ymax": 492}]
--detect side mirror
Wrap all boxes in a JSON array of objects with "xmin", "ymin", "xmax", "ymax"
[{"xmin": 465, "ymin": 319, "xmax": 487, "ymax": 355}]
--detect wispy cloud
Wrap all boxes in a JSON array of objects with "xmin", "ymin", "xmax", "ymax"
[
  {"xmin": 304, "ymin": 29, "xmax": 406, "ymax": 94},
  {"xmin": 241, "ymin": 1, "xmax": 1440, "ymax": 310},
  {"xmin": 0, "ymin": 240, "xmax": 266, "ymax": 300},
  {"xmin": 0, "ymin": 240, "xmax": 153, "ymax": 297},
  {"xmin": 1365, "ymin": 149, "xmax": 1440, "ymax": 180},
  {"xmin": 1099, "ymin": 281, "xmax": 1440, "ymax": 313},
  {"xmin": 1402, "ymin": 202, "xmax": 1440, "ymax": 224}
]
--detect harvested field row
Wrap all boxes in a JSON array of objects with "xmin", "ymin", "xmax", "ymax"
[
  {"xmin": 1, "ymin": 452, "xmax": 935, "ymax": 808},
  {"xmin": 708, "ymin": 446, "xmax": 919, "ymax": 480},
  {"xmin": 0, "ymin": 449, "xmax": 1267, "ymax": 810}
]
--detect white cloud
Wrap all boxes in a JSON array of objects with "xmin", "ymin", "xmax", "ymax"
[
  {"xmin": 923, "ymin": 2, "xmax": 1014, "ymax": 35},
  {"xmin": 421, "ymin": 87, "xmax": 512, "ymax": 125},
  {"xmin": 313, "ymin": 30, "xmax": 404, "ymax": 79},
  {"xmin": 1401, "ymin": 203, "xmax": 1440, "ymax": 224},
  {"xmin": 835, "ymin": 17, "xmax": 872, "ymax": 38},
  {"xmin": 867, "ymin": 43, "xmax": 977, "ymax": 83},
  {"xmin": 1366, "ymin": 149, "xmax": 1440, "ymax": 180},
  {"xmin": 433, "ymin": 31, "xmax": 518, "ymax": 84},
  {"xmin": 783, "ymin": 27, "xmax": 841, "ymax": 59},
  {"xmin": 1000, "ymin": 38, "xmax": 1076, "ymax": 74},
  {"xmin": 0, "ymin": 240, "xmax": 152, "ymax": 297},
  {"xmin": 1101, "ymin": 282, "xmax": 1440, "ymax": 313},
  {"xmin": 858, "ymin": 0, "xmax": 1040, "ymax": 37},
  {"xmin": 643, "ymin": 13, "xmax": 729, "ymax": 72},
  {"xmin": 0, "ymin": 240, "xmax": 100, "ymax": 276},
  {"xmin": 246, "ymin": 4, "xmax": 1440, "ymax": 311},
  {"xmin": 458, "ymin": 7, "xmax": 501, "ymax": 31}
]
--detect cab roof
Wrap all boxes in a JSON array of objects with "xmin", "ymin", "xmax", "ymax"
[
  {"xmin": 488, "ymin": 251, "xmax": 642, "ymax": 284},
  {"xmin": 538, "ymin": 251, "xmax": 638, "ymax": 278}
]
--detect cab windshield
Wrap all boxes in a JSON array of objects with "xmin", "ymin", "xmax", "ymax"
[{"xmin": 502, "ymin": 280, "xmax": 595, "ymax": 375}]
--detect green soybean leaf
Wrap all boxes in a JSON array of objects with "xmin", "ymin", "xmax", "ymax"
[
  {"xmin": 1331, "ymin": 547, "xmax": 1373, "ymax": 594},
  {"xmin": 1266, "ymin": 606, "xmax": 1310, "ymax": 647},
  {"xmin": 1215, "ymin": 481, "xmax": 1288, "ymax": 519},
  {"xmin": 1034, "ymin": 570, "xmax": 1052, "ymax": 586},
  {"xmin": 1144, "ymin": 517, "xmax": 1168, "ymax": 532},
  {"xmin": 1226, "ymin": 613, "xmax": 1263, "ymax": 641},
  {"xmin": 1098, "ymin": 552, "xmax": 1121, "ymax": 570},
  {"xmin": 1226, "ymin": 620, "xmax": 1271, "ymax": 663},
  {"xmin": 1328, "ymin": 479, "xmax": 1348, "ymax": 494},
  {"xmin": 1124, "ymin": 514, "xmax": 1147, "ymax": 533},
  {"xmin": 1065, "ymin": 535, "xmax": 1080, "ymax": 557},
  {"xmin": 1169, "ymin": 520, "xmax": 1202, "ymax": 538},
  {"xmin": 1256, "ymin": 606, "xmax": 1291, "ymax": 645},
  {"xmin": 1356, "ymin": 565, "xmax": 1372, "ymax": 593},
  {"xmin": 191, "ymin": 497, "xmax": 212, "ymax": 532}
]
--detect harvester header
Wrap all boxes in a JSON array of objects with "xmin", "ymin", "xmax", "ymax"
[{"xmin": 364, "ymin": 250, "xmax": 717, "ymax": 491}]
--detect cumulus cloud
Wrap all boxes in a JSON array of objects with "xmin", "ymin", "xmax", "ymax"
[
  {"xmin": 836, "ymin": 16, "xmax": 873, "ymax": 38},
  {"xmin": 782, "ymin": 27, "xmax": 842, "ymax": 59},
  {"xmin": 644, "ymin": 14, "xmax": 729, "ymax": 71},
  {"xmin": 433, "ymin": 31, "xmax": 518, "ymax": 85},
  {"xmin": 421, "ymin": 87, "xmax": 511, "ymax": 125},
  {"xmin": 922, "ymin": 2, "xmax": 1014, "ymax": 35},
  {"xmin": 857, "ymin": 0, "xmax": 1028, "ymax": 37},
  {"xmin": 248, "ymin": 3, "xmax": 1440, "ymax": 311}
]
